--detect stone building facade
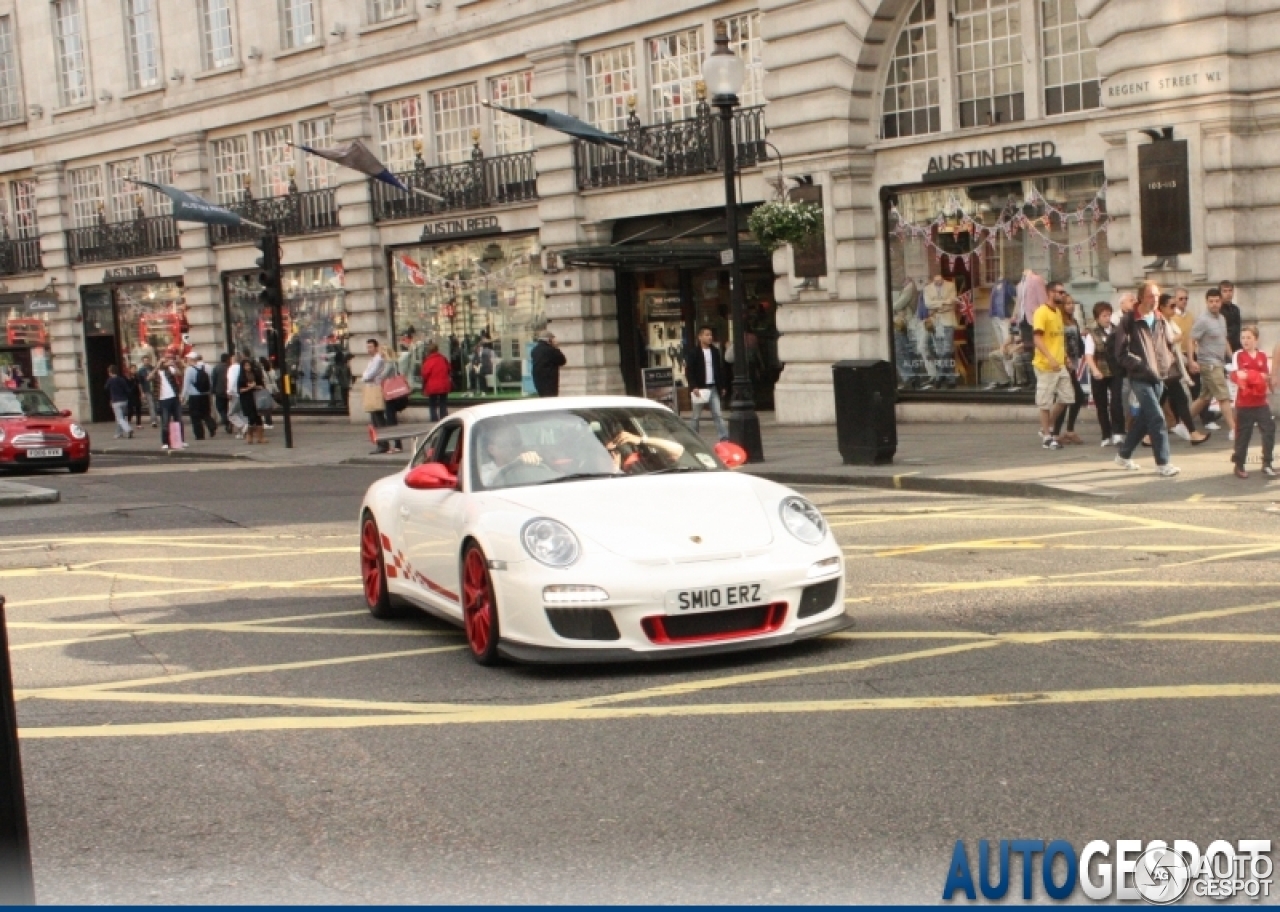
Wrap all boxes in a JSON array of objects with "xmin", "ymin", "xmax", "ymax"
[{"xmin": 0, "ymin": 0, "xmax": 1276, "ymax": 426}]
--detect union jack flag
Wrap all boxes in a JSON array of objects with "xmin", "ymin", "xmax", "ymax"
[
  {"xmin": 957, "ymin": 291, "xmax": 975, "ymax": 324},
  {"xmin": 397, "ymin": 253, "xmax": 426, "ymax": 287}
]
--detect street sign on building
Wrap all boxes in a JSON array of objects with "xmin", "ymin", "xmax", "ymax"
[{"xmin": 1138, "ymin": 138, "xmax": 1192, "ymax": 257}]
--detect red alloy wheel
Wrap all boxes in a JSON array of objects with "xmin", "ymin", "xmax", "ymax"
[
  {"xmin": 461, "ymin": 545, "xmax": 501, "ymax": 665},
  {"xmin": 360, "ymin": 516, "xmax": 396, "ymax": 618}
]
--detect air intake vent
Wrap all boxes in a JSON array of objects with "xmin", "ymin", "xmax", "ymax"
[
  {"xmin": 545, "ymin": 607, "xmax": 621, "ymax": 641},
  {"xmin": 798, "ymin": 579, "xmax": 839, "ymax": 618},
  {"xmin": 642, "ymin": 602, "xmax": 787, "ymax": 644}
]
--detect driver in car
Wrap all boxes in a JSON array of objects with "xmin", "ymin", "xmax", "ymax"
[
  {"xmin": 604, "ymin": 428, "xmax": 685, "ymax": 473},
  {"xmin": 479, "ymin": 423, "xmax": 547, "ymax": 486}
]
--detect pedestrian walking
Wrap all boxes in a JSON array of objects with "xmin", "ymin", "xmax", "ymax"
[
  {"xmin": 211, "ymin": 352, "xmax": 232, "ymax": 433},
  {"xmin": 1156, "ymin": 293, "xmax": 1210, "ymax": 445},
  {"xmin": 1189, "ymin": 287, "xmax": 1237, "ymax": 438},
  {"xmin": 1051, "ymin": 295, "xmax": 1088, "ymax": 444},
  {"xmin": 225, "ymin": 352, "xmax": 248, "ymax": 438},
  {"xmin": 237, "ymin": 352, "xmax": 267, "ymax": 445},
  {"xmin": 136, "ymin": 355, "xmax": 157, "ymax": 428},
  {"xmin": 420, "ymin": 341, "xmax": 452, "ymax": 421},
  {"xmin": 151, "ymin": 350, "xmax": 186, "ymax": 450},
  {"xmin": 183, "ymin": 352, "xmax": 217, "ymax": 440},
  {"xmin": 1112, "ymin": 282, "xmax": 1180, "ymax": 477},
  {"xmin": 685, "ymin": 325, "xmax": 729, "ymax": 441},
  {"xmin": 1218, "ymin": 280, "xmax": 1243, "ymax": 353},
  {"xmin": 258, "ymin": 358, "xmax": 278, "ymax": 430},
  {"xmin": 1032, "ymin": 281, "xmax": 1073, "ymax": 450},
  {"xmin": 1084, "ymin": 302, "xmax": 1122, "ymax": 445},
  {"xmin": 361, "ymin": 339, "xmax": 401, "ymax": 454},
  {"xmin": 1228, "ymin": 326, "xmax": 1275, "ymax": 479},
  {"xmin": 105, "ymin": 365, "xmax": 133, "ymax": 439},
  {"xmin": 531, "ymin": 330, "xmax": 567, "ymax": 398},
  {"xmin": 123, "ymin": 363, "xmax": 143, "ymax": 428}
]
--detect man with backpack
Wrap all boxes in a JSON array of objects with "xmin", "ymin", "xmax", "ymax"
[{"xmin": 183, "ymin": 351, "xmax": 217, "ymax": 441}]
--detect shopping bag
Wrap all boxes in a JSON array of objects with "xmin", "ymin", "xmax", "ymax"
[
  {"xmin": 381, "ymin": 374, "xmax": 411, "ymax": 401},
  {"xmin": 690, "ymin": 388, "xmax": 712, "ymax": 405},
  {"xmin": 362, "ymin": 382, "xmax": 385, "ymax": 413},
  {"xmin": 168, "ymin": 420, "xmax": 183, "ymax": 447},
  {"xmin": 253, "ymin": 388, "xmax": 274, "ymax": 412}
]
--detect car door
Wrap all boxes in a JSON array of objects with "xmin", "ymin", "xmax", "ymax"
[{"xmin": 399, "ymin": 420, "xmax": 467, "ymax": 618}]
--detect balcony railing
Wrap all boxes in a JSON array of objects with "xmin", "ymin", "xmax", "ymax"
[
  {"xmin": 371, "ymin": 146, "xmax": 537, "ymax": 223},
  {"xmin": 210, "ymin": 185, "xmax": 338, "ymax": 246},
  {"xmin": 66, "ymin": 211, "xmax": 179, "ymax": 265},
  {"xmin": 576, "ymin": 104, "xmax": 768, "ymax": 191},
  {"xmin": 0, "ymin": 234, "xmax": 41, "ymax": 276}
]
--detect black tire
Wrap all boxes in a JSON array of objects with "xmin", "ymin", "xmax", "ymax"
[
  {"xmin": 461, "ymin": 543, "xmax": 503, "ymax": 665},
  {"xmin": 68, "ymin": 458, "xmax": 90, "ymax": 475},
  {"xmin": 359, "ymin": 513, "xmax": 405, "ymax": 619}
]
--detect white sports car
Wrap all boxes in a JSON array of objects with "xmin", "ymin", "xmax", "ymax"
[{"xmin": 358, "ymin": 396, "xmax": 851, "ymax": 665}]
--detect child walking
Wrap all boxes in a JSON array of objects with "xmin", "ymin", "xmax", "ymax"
[{"xmin": 1228, "ymin": 325, "xmax": 1276, "ymax": 479}]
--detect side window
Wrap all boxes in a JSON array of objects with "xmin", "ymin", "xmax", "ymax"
[
  {"xmin": 437, "ymin": 424, "xmax": 463, "ymax": 473},
  {"xmin": 410, "ymin": 426, "xmax": 445, "ymax": 468}
]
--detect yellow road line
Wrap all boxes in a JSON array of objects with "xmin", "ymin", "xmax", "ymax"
[
  {"xmin": 874, "ymin": 525, "xmax": 1153, "ymax": 558},
  {"xmin": 22, "ymin": 689, "xmax": 472, "ymax": 715},
  {"xmin": 6, "ymin": 577, "xmax": 361, "ymax": 608},
  {"xmin": 20, "ymin": 682, "xmax": 1280, "ymax": 739},
  {"xmin": 1135, "ymin": 599, "xmax": 1280, "ymax": 629},
  {"xmin": 16, "ymin": 644, "xmax": 464, "ymax": 699},
  {"xmin": 64, "ymin": 547, "xmax": 358, "ymax": 570},
  {"xmin": 9, "ymin": 624, "xmax": 459, "ymax": 652},
  {"xmin": 830, "ymin": 630, "xmax": 1280, "ymax": 644}
]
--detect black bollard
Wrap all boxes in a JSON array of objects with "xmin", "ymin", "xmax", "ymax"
[{"xmin": 0, "ymin": 597, "xmax": 34, "ymax": 904}]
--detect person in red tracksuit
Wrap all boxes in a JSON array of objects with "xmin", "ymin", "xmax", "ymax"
[
  {"xmin": 420, "ymin": 341, "xmax": 452, "ymax": 422},
  {"xmin": 1228, "ymin": 325, "xmax": 1276, "ymax": 479}
]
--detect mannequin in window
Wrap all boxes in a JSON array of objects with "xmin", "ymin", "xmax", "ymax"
[
  {"xmin": 922, "ymin": 274, "xmax": 959, "ymax": 388},
  {"xmin": 892, "ymin": 278, "xmax": 924, "ymax": 389}
]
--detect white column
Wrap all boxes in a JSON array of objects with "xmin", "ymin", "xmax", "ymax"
[
  {"xmin": 32, "ymin": 163, "xmax": 86, "ymax": 418},
  {"xmin": 172, "ymin": 132, "xmax": 222, "ymax": 357}
]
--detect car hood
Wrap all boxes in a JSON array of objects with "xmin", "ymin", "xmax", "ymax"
[
  {"xmin": 0, "ymin": 416, "xmax": 68, "ymax": 431},
  {"xmin": 490, "ymin": 471, "xmax": 775, "ymax": 561}
]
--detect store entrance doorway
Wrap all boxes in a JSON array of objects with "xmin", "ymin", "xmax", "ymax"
[{"xmin": 84, "ymin": 336, "xmax": 116, "ymax": 424}]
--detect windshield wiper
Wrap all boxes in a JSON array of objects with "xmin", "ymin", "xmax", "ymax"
[{"xmin": 535, "ymin": 472, "xmax": 620, "ymax": 485}]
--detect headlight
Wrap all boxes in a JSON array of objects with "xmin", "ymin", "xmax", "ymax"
[
  {"xmin": 780, "ymin": 496, "xmax": 827, "ymax": 545},
  {"xmin": 521, "ymin": 518, "xmax": 580, "ymax": 567},
  {"xmin": 69, "ymin": 424, "xmax": 87, "ymax": 440},
  {"xmin": 0, "ymin": 428, "xmax": 5, "ymax": 444}
]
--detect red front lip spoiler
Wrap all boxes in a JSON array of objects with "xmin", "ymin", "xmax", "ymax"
[{"xmin": 641, "ymin": 602, "xmax": 789, "ymax": 645}]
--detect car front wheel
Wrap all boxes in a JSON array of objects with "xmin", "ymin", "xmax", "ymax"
[
  {"xmin": 461, "ymin": 543, "xmax": 502, "ymax": 665},
  {"xmin": 360, "ymin": 513, "xmax": 402, "ymax": 619}
]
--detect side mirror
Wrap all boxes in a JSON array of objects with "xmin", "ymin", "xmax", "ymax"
[
  {"xmin": 714, "ymin": 441, "xmax": 748, "ymax": 469},
  {"xmin": 405, "ymin": 462, "xmax": 457, "ymax": 490},
  {"xmin": 60, "ymin": 410, "xmax": 73, "ymax": 418}
]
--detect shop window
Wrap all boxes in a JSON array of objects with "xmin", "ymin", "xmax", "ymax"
[
  {"xmin": 647, "ymin": 28, "xmax": 703, "ymax": 123},
  {"xmin": 299, "ymin": 117, "xmax": 337, "ymax": 188},
  {"xmin": 1042, "ymin": 0, "xmax": 1100, "ymax": 115},
  {"xmin": 431, "ymin": 84, "xmax": 481, "ymax": 165},
  {"xmin": 583, "ymin": 44, "xmax": 636, "ymax": 133},
  {"xmin": 68, "ymin": 165, "xmax": 104, "ymax": 228},
  {"xmin": 212, "ymin": 135, "xmax": 250, "ymax": 204},
  {"xmin": 0, "ymin": 297, "xmax": 56, "ymax": 397},
  {"xmin": 225, "ymin": 264, "xmax": 350, "ymax": 411},
  {"xmin": 376, "ymin": 96, "xmax": 424, "ymax": 174},
  {"xmin": 716, "ymin": 13, "xmax": 764, "ymax": 108},
  {"xmin": 489, "ymin": 71, "xmax": 534, "ymax": 156},
  {"xmin": 881, "ymin": 0, "xmax": 940, "ymax": 139},
  {"xmin": 115, "ymin": 281, "xmax": 186, "ymax": 365},
  {"xmin": 954, "ymin": 0, "xmax": 1024, "ymax": 128},
  {"xmin": 885, "ymin": 171, "xmax": 1110, "ymax": 395},
  {"xmin": 388, "ymin": 235, "xmax": 544, "ymax": 399}
]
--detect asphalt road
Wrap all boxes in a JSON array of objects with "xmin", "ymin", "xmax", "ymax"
[{"xmin": 5, "ymin": 458, "xmax": 1280, "ymax": 903}]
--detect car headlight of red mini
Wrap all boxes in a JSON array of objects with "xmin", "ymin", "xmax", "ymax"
[
  {"xmin": 70, "ymin": 424, "xmax": 87, "ymax": 440},
  {"xmin": 521, "ymin": 518, "xmax": 581, "ymax": 568}
]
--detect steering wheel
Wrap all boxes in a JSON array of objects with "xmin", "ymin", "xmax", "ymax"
[{"xmin": 492, "ymin": 459, "xmax": 558, "ymax": 486}]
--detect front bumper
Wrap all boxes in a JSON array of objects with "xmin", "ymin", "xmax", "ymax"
[
  {"xmin": 0, "ymin": 443, "xmax": 90, "ymax": 470},
  {"xmin": 490, "ymin": 544, "xmax": 849, "ymax": 663}
]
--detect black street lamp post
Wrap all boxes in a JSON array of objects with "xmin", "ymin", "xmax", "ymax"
[{"xmin": 704, "ymin": 24, "xmax": 764, "ymax": 462}]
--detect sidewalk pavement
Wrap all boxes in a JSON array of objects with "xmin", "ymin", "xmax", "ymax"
[{"xmin": 87, "ymin": 412, "xmax": 1280, "ymax": 506}]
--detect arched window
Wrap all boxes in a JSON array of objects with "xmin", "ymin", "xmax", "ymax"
[
  {"xmin": 1042, "ymin": 0, "xmax": 1100, "ymax": 114},
  {"xmin": 881, "ymin": 0, "xmax": 940, "ymax": 139},
  {"xmin": 955, "ymin": 0, "xmax": 1023, "ymax": 128}
]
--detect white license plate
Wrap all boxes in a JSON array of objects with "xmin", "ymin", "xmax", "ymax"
[
  {"xmin": 25, "ymin": 448, "xmax": 63, "ymax": 459},
  {"xmin": 665, "ymin": 581, "xmax": 765, "ymax": 615}
]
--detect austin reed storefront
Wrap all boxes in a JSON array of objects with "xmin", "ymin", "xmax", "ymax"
[{"xmin": 882, "ymin": 139, "xmax": 1114, "ymax": 402}]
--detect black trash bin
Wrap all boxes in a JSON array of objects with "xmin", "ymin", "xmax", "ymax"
[{"xmin": 831, "ymin": 360, "xmax": 897, "ymax": 465}]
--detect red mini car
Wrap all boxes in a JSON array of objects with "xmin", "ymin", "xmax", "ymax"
[{"xmin": 0, "ymin": 387, "xmax": 90, "ymax": 473}]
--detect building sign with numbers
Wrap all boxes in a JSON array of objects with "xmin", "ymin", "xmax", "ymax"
[{"xmin": 1138, "ymin": 139, "xmax": 1192, "ymax": 257}]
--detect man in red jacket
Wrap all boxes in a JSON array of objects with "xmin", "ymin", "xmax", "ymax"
[
  {"xmin": 1228, "ymin": 326, "xmax": 1275, "ymax": 479},
  {"xmin": 420, "ymin": 342, "xmax": 452, "ymax": 422}
]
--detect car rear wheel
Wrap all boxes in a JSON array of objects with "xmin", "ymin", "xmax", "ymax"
[
  {"xmin": 461, "ymin": 544, "xmax": 502, "ymax": 665},
  {"xmin": 68, "ymin": 458, "xmax": 90, "ymax": 475},
  {"xmin": 360, "ymin": 514, "xmax": 403, "ymax": 619}
]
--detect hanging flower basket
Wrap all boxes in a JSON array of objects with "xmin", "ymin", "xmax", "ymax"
[{"xmin": 747, "ymin": 200, "xmax": 823, "ymax": 254}]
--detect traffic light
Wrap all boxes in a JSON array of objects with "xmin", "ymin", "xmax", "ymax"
[{"xmin": 255, "ymin": 232, "xmax": 283, "ymax": 312}]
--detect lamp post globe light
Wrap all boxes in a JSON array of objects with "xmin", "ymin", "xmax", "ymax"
[{"xmin": 704, "ymin": 23, "xmax": 764, "ymax": 462}]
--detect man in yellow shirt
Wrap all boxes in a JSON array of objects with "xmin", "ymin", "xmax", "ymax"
[{"xmin": 1033, "ymin": 281, "xmax": 1073, "ymax": 450}]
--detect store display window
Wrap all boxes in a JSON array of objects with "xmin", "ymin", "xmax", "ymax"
[
  {"xmin": 0, "ymin": 297, "xmax": 56, "ymax": 396},
  {"xmin": 886, "ymin": 169, "xmax": 1112, "ymax": 394},
  {"xmin": 225, "ymin": 264, "xmax": 350, "ymax": 411},
  {"xmin": 388, "ymin": 234, "xmax": 544, "ymax": 399},
  {"xmin": 115, "ymin": 282, "xmax": 187, "ymax": 365}
]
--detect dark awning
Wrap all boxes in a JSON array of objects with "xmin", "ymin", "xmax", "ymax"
[{"xmin": 561, "ymin": 240, "xmax": 770, "ymax": 271}]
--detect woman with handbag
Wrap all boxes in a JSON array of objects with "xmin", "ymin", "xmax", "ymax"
[
  {"xmin": 238, "ymin": 353, "xmax": 267, "ymax": 445},
  {"xmin": 361, "ymin": 339, "xmax": 401, "ymax": 455}
]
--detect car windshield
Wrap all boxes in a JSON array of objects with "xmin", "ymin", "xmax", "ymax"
[
  {"xmin": 471, "ymin": 407, "xmax": 722, "ymax": 491},
  {"xmin": 0, "ymin": 389, "xmax": 59, "ymax": 418}
]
